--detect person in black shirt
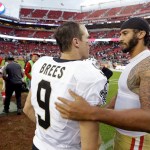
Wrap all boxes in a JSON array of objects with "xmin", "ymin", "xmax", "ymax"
[{"xmin": 2, "ymin": 56, "xmax": 24, "ymax": 115}]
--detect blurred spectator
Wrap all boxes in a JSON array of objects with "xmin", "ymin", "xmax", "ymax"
[
  {"xmin": 0, "ymin": 56, "xmax": 3, "ymax": 66},
  {"xmin": 1, "ymin": 56, "xmax": 8, "ymax": 91},
  {"xmin": 24, "ymin": 53, "xmax": 40, "ymax": 89},
  {"xmin": 2, "ymin": 56, "xmax": 24, "ymax": 115}
]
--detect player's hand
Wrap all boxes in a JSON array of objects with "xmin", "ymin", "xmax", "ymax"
[{"xmin": 55, "ymin": 89, "xmax": 93, "ymax": 121}]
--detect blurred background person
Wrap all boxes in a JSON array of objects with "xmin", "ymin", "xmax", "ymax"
[
  {"xmin": 1, "ymin": 56, "xmax": 9, "ymax": 103},
  {"xmin": 24, "ymin": 53, "xmax": 40, "ymax": 90},
  {"xmin": 2, "ymin": 55, "xmax": 24, "ymax": 115}
]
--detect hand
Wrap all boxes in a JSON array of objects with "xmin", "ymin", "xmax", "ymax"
[{"xmin": 55, "ymin": 89, "xmax": 93, "ymax": 121}]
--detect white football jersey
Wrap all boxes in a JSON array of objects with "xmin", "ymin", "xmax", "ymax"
[{"xmin": 31, "ymin": 56, "xmax": 107, "ymax": 150}]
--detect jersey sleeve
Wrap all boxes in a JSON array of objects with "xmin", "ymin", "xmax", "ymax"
[{"xmin": 75, "ymin": 62, "xmax": 108, "ymax": 106}]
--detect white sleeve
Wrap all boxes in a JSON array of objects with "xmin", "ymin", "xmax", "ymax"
[{"xmin": 75, "ymin": 62, "xmax": 107, "ymax": 106}]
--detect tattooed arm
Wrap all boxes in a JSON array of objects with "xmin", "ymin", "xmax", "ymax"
[
  {"xmin": 92, "ymin": 67, "xmax": 150, "ymax": 132},
  {"xmin": 139, "ymin": 69, "xmax": 150, "ymax": 110},
  {"xmin": 92, "ymin": 69, "xmax": 150, "ymax": 132}
]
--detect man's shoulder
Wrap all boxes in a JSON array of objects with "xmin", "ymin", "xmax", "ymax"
[
  {"xmin": 76, "ymin": 60, "xmax": 100, "ymax": 72},
  {"xmin": 26, "ymin": 61, "xmax": 31, "ymax": 66},
  {"xmin": 75, "ymin": 61, "xmax": 106, "ymax": 81},
  {"xmin": 8, "ymin": 62, "xmax": 21, "ymax": 67}
]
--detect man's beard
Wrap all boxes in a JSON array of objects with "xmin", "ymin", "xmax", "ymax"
[{"xmin": 121, "ymin": 36, "xmax": 138, "ymax": 53}]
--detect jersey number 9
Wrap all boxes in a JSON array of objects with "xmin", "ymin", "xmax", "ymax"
[{"xmin": 37, "ymin": 80, "xmax": 51, "ymax": 129}]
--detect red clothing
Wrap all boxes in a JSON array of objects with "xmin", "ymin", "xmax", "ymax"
[
  {"xmin": 25, "ymin": 62, "xmax": 32, "ymax": 80},
  {"xmin": 0, "ymin": 57, "xmax": 3, "ymax": 65}
]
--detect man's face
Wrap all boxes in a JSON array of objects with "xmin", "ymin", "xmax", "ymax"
[
  {"xmin": 78, "ymin": 25, "xmax": 90, "ymax": 59},
  {"xmin": 32, "ymin": 55, "xmax": 39, "ymax": 62},
  {"xmin": 119, "ymin": 29, "xmax": 139, "ymax": 53}
]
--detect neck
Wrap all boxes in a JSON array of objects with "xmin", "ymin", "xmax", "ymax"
[
  {"xmin": 60, "ymin": 49, "xmax": 81, "ymax": 60},
  {"xmin": 129, "ymin": 43, "xmax": 147, "ymax": 59}
]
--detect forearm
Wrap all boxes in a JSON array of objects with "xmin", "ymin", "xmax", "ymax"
[
  {"xmin": 80, "ymin": 121, "xmax": 100, "ymax": 150},
  {"xmin": 28, "ymin": 110, "xmax": 36, "ymax": 123},
  {"xmin": 23, "ymin": 91, "xmax": 36, "ymax": 123},
  {"xmin": 91, "ymin": 107, "xmax": 150, "ymax": 133},
  {"xmin": 23, "ymin": 106, "xmax": 36, "ymax": 123}
]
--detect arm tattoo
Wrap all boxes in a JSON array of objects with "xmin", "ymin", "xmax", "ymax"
[
  {"xmin": 139, "ymin": 70, "xmax": 150, "ymax": 109},
  {"xmin": 128, "ymin": 56, "xmax": 150, "ymax": 109}
]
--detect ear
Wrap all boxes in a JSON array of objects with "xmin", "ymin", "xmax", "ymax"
[
  {"xmin": 137, "ymin": 31, "xmax": 146, "ymax": 39},
  {"xmin": 72, "ymin": 38, "xmax": 80, "ymax": 48}
]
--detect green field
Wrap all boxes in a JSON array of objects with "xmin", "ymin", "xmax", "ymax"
[{"xmin": 100, "ymin": 71, "xmax": 121, "ymax": 150}]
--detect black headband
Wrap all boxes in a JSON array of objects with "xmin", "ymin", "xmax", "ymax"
[{"xmin": 121, "ymin": 17, "xmax": 150, "ymax": 35}]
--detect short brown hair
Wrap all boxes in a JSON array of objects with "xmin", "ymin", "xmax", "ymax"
[{"xmin": 54, "ymin": 21, "xmax": 83, "ymax": 52}]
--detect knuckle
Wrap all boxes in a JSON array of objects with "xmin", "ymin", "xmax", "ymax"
[{"xmin": 68, "ymin": 108, "xmax": 72, "ymax": 113}]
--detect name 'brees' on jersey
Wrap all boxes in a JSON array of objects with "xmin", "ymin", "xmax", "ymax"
[{"xmin": 39, "ymin": 63, "xmax": 66, "ymax": 79}]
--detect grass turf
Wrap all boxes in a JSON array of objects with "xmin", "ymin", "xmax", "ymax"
[{"xmin": 100, "ymin": 71, "xmax": 121, "ymax": 147}]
